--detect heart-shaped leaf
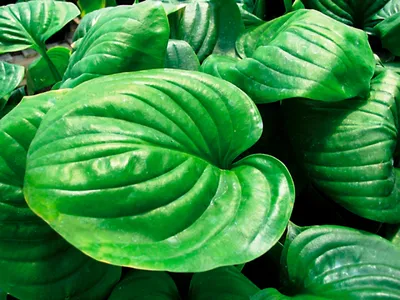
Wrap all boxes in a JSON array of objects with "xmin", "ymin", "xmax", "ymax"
[
  {"xmin": 26, "ymin": 46, "xmax": 70, "ymax": 94},
  {"xmin": 0, "ymin": 1, "xmax": 79, "ymax": 54},
  {"xmin": 24, "ymin": 69, "xmax": 295, "ymax": 272},
  {"xmin": 165, "ymin": 40, "xmax": 200, "ymax": 71},
  {"xmin": 201, "ymin": 9, "xmax": 375, "ymax": 103},
  {"xmin": 60, "ymin": 2, "xmax": 170, "ymax": 88},
  {"xmin": 0, "ymin": 90, "xmax": 121, "ymax": 299},
  {"xmin": 0, "ymin": 61, "xmax": 24, "ymax": 103},
  {"xmin": 275, "ymin": 225, "xmax": 400, "ymax": 299},
  {"xmin": 189, "ymin": 266, "xmax": 260, "ymax": 300},
  {"xmin": 109, "ymin": 270, "xmax": 180, "ymax": 300},
  {"xmin": 283, "ymin": 69, "xmax": 400, "ymax": 223}
]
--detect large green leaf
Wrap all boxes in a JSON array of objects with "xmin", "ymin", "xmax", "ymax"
[
  {"xmin": 109, "ymin": 270, "xmax": 180, "ymax": 300},
  {"xmin": 374, "ymin": 12, "xmax": 400, "ymax": 56},
  {"xmin": 24, "ymin": 69, "xmax": 295, "ymax": 272},
  {"xmin": 172, "ymin": 0, "xmax": 244, "ymax": 62},
  {"xmin": 189, "ymin": 266, "xmax": 260, "ymax": 299},
  {"xmin": 202, "ymin": 9, "xmax": 374, "ymax": 103},
  {"xmin": 283, "ymin": 70, "xmax": 400, "ymax": 223},
  {"xmin": 60, "ymin": 2, "xmax": 170, "ymax": 89},
  {"xmin": 26, "ymin": 46, "xmax": 70, "ymax": 95},
  {"xmin": 0, "ymin": 61, "xmax": 24, "ymax": 104},
  {"xmin": 0, "ymin": 1, "xmax": 79, "ymax": 54},
  {"xmin": 165, "ymin": 39, "xmax": 200, "ymax": 70},
  {"xmin": 300, "ymin": 0, "xmax": 399, "ymax": 31},
  {"xmin": 0, "ymin": 90, "xmax": 121, "ymax": 299},
  {"xmin": 276, "ymin": 225, "xmax": 400, "ymax": 299}
]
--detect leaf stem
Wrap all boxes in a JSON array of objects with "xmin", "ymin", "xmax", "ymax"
[{"xmin": 36, "ymin": 44, "xmax": 62, "ymax": 82}]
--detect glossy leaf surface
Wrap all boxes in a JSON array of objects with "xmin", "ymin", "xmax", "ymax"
[
  {"xmin": 25, "ymin": 69, "xmax": 295, "ymax": 272},
  {"xmin": 27, "ymin": 47, "xmax": 70, "ymax": 94},
  {"xmin": 0, "ymin": 91, "xmax": 121, "ymax": 299},
  {"xmin": 284, "ymin": 70, "xmax": 400, "ymax": 223},
  {"xmin": 374, "ymin": 13, "xmax": 400, "ymax": 56},
  {"xmin": 279, "ymin": 225, "xmax": 400, "ymax": 299},
  {"xmin": 61, "ymin": 2, "xmax": 170, "ymax": 88},
  {"xmin": 0, "ymin": 61, "xmax": 24, "ymax": 102},
  {"xmin": 0, "ymin": 1, "xmax": 79, "ymax": 53},
  {"xmin": 202, "ymin": 9, "xmax": 375, "ymax": 103},
  {"xmin": 165, "ymin": 40, "xmax": 200, "ymax": 71},
  {"xmin": 109, "ymin": 270, "xmax": 180, "ymax": 300},
  {"xmin": 189, "ymin": 266, "xmax": 260, "ymax": 300}
]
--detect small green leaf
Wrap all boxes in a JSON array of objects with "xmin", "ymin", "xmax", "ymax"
[
  {"xmin": 0, "ymin": 1, "xmax": 79, "ymax": 54},
  {"xmin": 0, "ymin": 61, "xmax": 24, "ymax": 102},
  {"xmin": 78, "ymin": 0, "xmax": 114, "ymax": 16},
  {"xmin": 165, "ymin": 40, "xmax": 200, "ymax": 71},
  {"xmin": 173, "ymin": 0, "xmax": 244, "ymax": 62},
  {"xmin": 283, "ymin": 70, "xmax": 400, "ymax": 223},
  {"xmin": 189, "ymin": 266, "xmax": 260, "ymax": 300},
  {"xmin": 24, "ymin": 69, "xmax": 295, "ymax": 272},
  {"xmin": 202, "ymin": 9, "xmax": 374, "ymax": 103},
  {"xmin": 61, "ymin": 2, "xmax": 170, "ymax": 88},
  {"xmin": 0, "ymin": 90, "xmax": 121, "ymax": 299},
  {"xmin": 374, "ymin": 12, "xmax": 400, "ymax": 56},
  {"xmin": 26, "ymin": 47, "xmax": 70, "ymax": 95},
  {"xmin": 109, "ymin": 270, "xmax": 180, "ymax": 300}
]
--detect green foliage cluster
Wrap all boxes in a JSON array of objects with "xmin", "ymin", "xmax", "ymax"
[{"xmin": 0, "ymin": 0, "xmax": 400, "ymax": 299}]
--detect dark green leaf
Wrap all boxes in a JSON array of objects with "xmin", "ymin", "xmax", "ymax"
[
  {"xmin": 374, "ymin": 13, "xmax": 400, "ymax": 56},
  {"xmin": 26, "ymin": 47, "xmax": 70, "ymax": 95},
  {"xmin": 165, "ymin": 40, "xmax": 200, "ymax": 70},
  {"xmin": 189, "ymin": 266, "xmax": 260, "ymax": 300},
  {"xmin": 0, "ymin": 90, "xmax": 121, "ymax": 299},
  {"xmin": 300, "ymin": 0, "xmax": 396, "ymax": 31},
  {"xmin": 283, "ymin": 70, "xmax": 400, "ymax": 223},
  {"xmin": 109, "ymin": 270, "xmax": 180, "ymax": 300},
  {"xmin": 24, "ymin": 69, "xmax": 295, "ymax": 272},
  {"xmin": 0, "ymin": 86, "xmax": 26, "ymax": 119},
  {"xmin": 0, "ymin": 61, "xmax": 24, "ymax": 102},
  {"xmin": 202, "ymin": 9, "xmax": 375, "ymax": 103},
  {"xmin": 0, "ymin": 1, "xmax": 79, "ymax": 54},
  {"xmin": 60, "ymin": 2, "xmax": 170, "ymax": 88}
]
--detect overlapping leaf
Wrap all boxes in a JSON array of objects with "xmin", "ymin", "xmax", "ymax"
[
  {"xmin": 0, "ymin": 1, "xmax": 79, "ymax": 54},
  {"xmin": 61, "ymin": 2, "xmax": 170, "ymax": 88},
  {"xmin": 24, "ymin": 69, "xmax": 295, "ymax": 272},
  {"xmin": 202, "ymin": 9, "xmax": 374, "ymax": 103},
  {"xmin": 109, "ymin": 270, "xmax": 180, "ymax": 300},
  {"xmin": 171, "ymin": 0, "xmax": 244, "ymax": 62},
  {"xmin": 374, "ymin": 12, "xmax": 400, "ymax": 56},
  {"xmin": 0, "ymin": 91, "xmax": 121, "ymax": 299},
  {"xmin": 189, "ymin": 266, "xmax": 260, "ymax": 299},
  {"xmin": 301, "ymin": 0, "xmax": 399, "ymax": 31},
  {"xmin": 165, "ymin": 40, "xmax": 200, "ymax": 70},
  {"xmin": 284, "ymin": 70, "xmax": 400, "ymax": 223},
  {"xmin": 26, "ymin": 46, "xmax": 70, "ymax": 94}
]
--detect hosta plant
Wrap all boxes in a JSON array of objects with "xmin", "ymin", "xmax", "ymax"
[{"xmin": 0, "ymin": 0, "xmax": 399, "ymax": 299}]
